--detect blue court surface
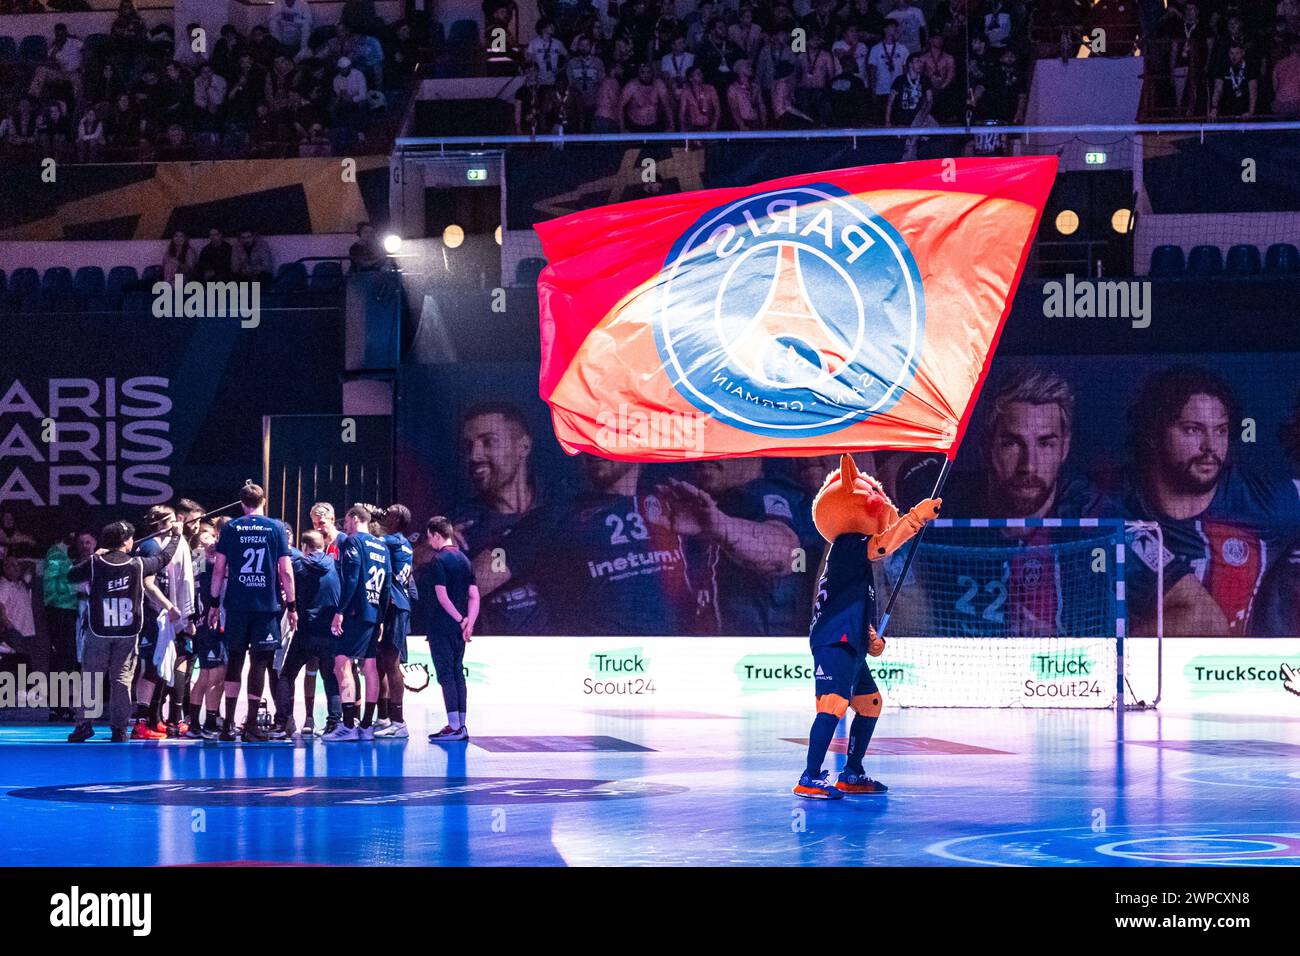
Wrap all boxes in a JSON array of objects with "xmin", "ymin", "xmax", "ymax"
[{"xmin": 2, "ymin": 706, "xmax": 1298, "ymax": 867}]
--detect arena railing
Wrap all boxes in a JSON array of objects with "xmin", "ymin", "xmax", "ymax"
[{"xmin": 394, "ymin": 118, "xmax": 1300, "ymax": 148}]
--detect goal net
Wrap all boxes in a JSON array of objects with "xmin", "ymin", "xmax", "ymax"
[{"xmin": 873, "ymin": 519, "xmax": 1132, "ymax": 709}]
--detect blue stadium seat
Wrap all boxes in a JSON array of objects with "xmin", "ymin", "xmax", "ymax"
[
  {"xmin": 1224, "ymin": 244, "xmax": 1261, "ymax": 276},
  {"xmin": 1148, "ymin": 244, "xmax": 1185, "ymax": 277},
  {"xmin": 140, "ymin": 264, "xmax": 164, "ymax": 288},
  {"xmin": 18, "ymin": 35, "xmax": 47, "ymax": 62},
  {"xmin": 74, "ymin": 267, "xmax": 106, "ymax": 298},
  {"xmin": 0, "ymin": 37, "xmax": 16, "ymax": 61},
  {"xmin": 42, "ymin": 266, "xmax": 73, "ymax": 295},
  {"xmin": 106, "ymin": 265, "xmax": 139, "ymax": 298},
  {"xmin": 272, "ymin": 262, "xmax": 308, "ymax": 293},
  {"xmin": 514, "ymin": 257, "xmax": 546, "ymax": 286},
  {"xmin": 448, "ymin": 19, "xmax": 479, "ymax": 46},
  {"xmin": 1264, "ymin": 243, "xmax": 1300, "ymax": 275},
  {"xmin": 9, "ymin": 267, "xmax": 40, "ymax": 299},
  {"xmin": 0, "ymin": 270, "xmax": 6, "ymax": 296},
  {"xmin": 1187, "ymin": 245, "xmax": 1224, "ymax": 277},
  {"xmin": 427, "ymin": 21, "xmax": 446, "ymax": 47},
  {"xmin": 309, "ymin": 260, "xmax": 344, "ymax": 292}
]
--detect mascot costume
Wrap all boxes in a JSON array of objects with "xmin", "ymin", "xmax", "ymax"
[{"xmin": 794, "ymin": 454, "xmax": 942, "ymax": 799}]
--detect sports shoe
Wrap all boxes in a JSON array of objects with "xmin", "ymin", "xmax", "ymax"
[
  {"xmin": 110, "ymin": 729, "xmax": 129, "ymax": 743},
  {"xmin": 67, "ymin": 722, "xmax": 94, "ymax": 743},
  {"xmin": 132, "ymin": 719, "xmax": 166, "ymax": 741},
  {"xmin": 374, "ymin": 718, "xmax": 392, "ymax": 731},
  {"xmin": 155, "ymin": 721, "xmax": 168, "ymax": 735},
  {"xmin": 268, "ymin": 723, "xmax": 291, "ymax": 740},
  {"xmin": 793, "ymin": 771, "xmax": 845, "ymax": 800},
  {"xmin": 357, "ymin": 725, "xmax": 376, "ymax": 741},
  {"xmin": 323, "ymin": 717, "xmax": 340, "ymax": 737},
  {"xmin": 836, "ymin": 769, "xmax": 888, "ymax": 794},
  {"xmin": 242, "ymin": 722, "xmax": 269, "ymax": 743},
  {"xmin": 428, "ymin": 724, "xmax": 468, "ymax": 742},
  {"xmin": 183, "ymin": 722, "xmax": 205, "ymax": 740},
  {"xmin": 302, "ymin": 718, "xmax": 316, "ymax": 737},
  {"xmin": 374, "ymin": 721, "xmax": 408, "ymax": 739},
  {"xmin": 165, "ymin": 722, "xmax": 187, "ymax": 739},
  {"xmin": 322, "ymin": 723, "xmax": 360, "ymax": 742},
  {"xmin": 219, "ymin": 724, "xmax": 238, "ymax": 742}
]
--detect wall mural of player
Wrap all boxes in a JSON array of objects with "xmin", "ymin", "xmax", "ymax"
[{"xmin": 1123, "ymin": 365, "xmax": 1300, "ymax": 637}]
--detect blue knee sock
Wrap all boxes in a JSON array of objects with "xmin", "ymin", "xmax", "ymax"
[
  {"xmin": 805, "ymin": 712, "xmax": 840, "ymax": 778},
  {"xmin": 845, "ymin": 713, "xmax": 878, "ymax": 774}
]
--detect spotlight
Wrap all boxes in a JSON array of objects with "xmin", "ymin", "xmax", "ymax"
[
  {"xmin": 1111, "ymin": 208, "xmax": 1132, "ymax": 234},
  {"xmin": 383, "ymin": 234, "xmax": 404, "ymax": 255},
  {"xmin": 1055, "ymin": 210, "xmax": 1079, "ymax": 236},
  {"xmin": 442, "ymin": 224, "xmax": 464, "ymax": 249},
  {"xmin": 494, "ymin": 224, "xmax": 502, "ymax": 246}
]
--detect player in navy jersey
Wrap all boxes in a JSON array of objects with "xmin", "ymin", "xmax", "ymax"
[
  {"xmin": 795, "ymin": 455, "xmax": 941, "ymax": 799},
  {"xmin": 416, "ymin": 516, "xmax": 480, "ymax": 742},
  {"xmin": 324, "ymin": 504, "xmax": 391, "ymax": 741},
  {"xmin": 207, "ymin": 482, "xmax": 296, "ymax": 742},
  {"xmin": 304, "ymin": 501, "xmax": 345, "ymax": 731},
  {"xmin": 375, "ymin": 504, "xmax": 417, "ymax": 737},
  {"xmin": 1122, "ymin": 366, "xmax": 1300, "ymax": 636},
  {"xmin": 657, "ymin": 458, "xmax": 803, "ymax": 635},
  {"xmin": 271, "ymin": 531, "xmax": 340, "ymax": 739},
  {"xmin": 187, "ymin": 519, "xmax": 228, "ymax": 739}
]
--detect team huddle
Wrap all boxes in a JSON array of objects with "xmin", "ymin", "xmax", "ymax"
[{"xmin": 66, "ymin": 482, "xmax": 480, "ymax": 745}]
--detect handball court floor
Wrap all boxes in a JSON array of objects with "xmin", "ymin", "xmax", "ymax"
[{"xmin": 1, "ymin": 706, "xmax": 1298, "ymax": 867}]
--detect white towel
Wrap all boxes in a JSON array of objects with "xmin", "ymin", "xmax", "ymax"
[{"xmin": 153, "ymin": 609, "xmax": 177, "ymax": 686}]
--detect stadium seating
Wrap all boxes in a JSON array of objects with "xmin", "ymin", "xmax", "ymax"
[
  {"xmin": 0, "ymin": 37, "xmax": 17, "ymax": 62},
  {"xmin": 74, "ymin": 267, "xmax": 106, "ymax": 299},
  {"xmin": 272, "ymin": 262, "xmax": 309, "ymax": 293},
  {"xmin": 18, "ymin": 35, "xmax": 47, "ymax": 63},
  {"xmin": 310, "ymin": 260, "xmax": 345, "ymax": 292},
  {"xmin": 141, "ymin": 265, "xmax": 165, "ymax": 288},
  {"xmin": 106, "ymin": 266, "xmax": 140, "ymax": 299},
  {"xmin": 8, "ymin": 267, "xmax": 40, "ymax": 300},
  {"xmin": 1187, "ymin": 245, "xmax": 1224, "ymax": 277},
  {"xmin": 41, "ymin": 267, "xmax": 74, "ymax": 296},
  {"xmin": 1225, "ymin": 244, "xmax": 1262, "ymax": 277},
  {"xmin": 1148, "ymin": 245, "xmax": 1186, "ymax": 277},
  {"xmin": 1264, "ymin": 243, "xmax": 1300, "ymax": 275}
]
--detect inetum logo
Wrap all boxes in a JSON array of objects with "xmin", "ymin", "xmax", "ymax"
[{"xmin": 50, "ymin": 886, "xmax": 151, "ymax": 936}]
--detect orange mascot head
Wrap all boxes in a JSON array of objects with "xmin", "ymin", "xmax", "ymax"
[{"xmin": 811, "ymin": 454, "xmax": 901, "ymax": 543}]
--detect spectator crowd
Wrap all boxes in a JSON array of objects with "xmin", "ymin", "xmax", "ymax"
[
  {"xmin": 0, "ymin": 0, "xmax": 427, "ymax": 162},
  {"xmin": 500, "ymin": 0, "xmax": 1035, "ymax": 138}
]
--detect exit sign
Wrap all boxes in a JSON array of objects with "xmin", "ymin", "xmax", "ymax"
[
  {"xmin": 467, "ymin": 168, "xmax": 488, "ymax": 181},
  {"xmin": 1084, "ymin": 151, "xmax": 1107, "ymax": 165}
]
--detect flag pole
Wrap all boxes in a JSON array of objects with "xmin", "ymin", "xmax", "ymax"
[
  {"xmin": 132, "ymin": 481, "xmax": 255, "ymax": 544},
  {"xmin": 877, "ymin": 455, "xmax": 952, "ymax": 640}
]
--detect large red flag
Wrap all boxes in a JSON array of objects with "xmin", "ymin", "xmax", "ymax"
[{"xmin": 535, "ymin": 156, "xmax": 1056, "ymax": 461}]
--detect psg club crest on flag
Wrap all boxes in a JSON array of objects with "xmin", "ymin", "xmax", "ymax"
[
  {"xmin": 653, "ymin": 183, "xmax": 925, "ymax": 438},
  {"xmin": 535, "ymin": 157, "xmax": 1056, "ymax": 461}
]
